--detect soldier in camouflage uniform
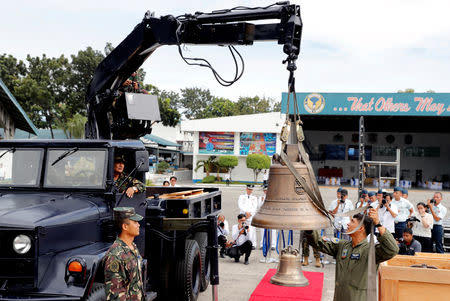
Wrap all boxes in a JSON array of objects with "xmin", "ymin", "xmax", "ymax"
[
  {"xmin": 113, "ymin": 155, "xmax": 145, "ymax": 198},
  {"xmin": 104, "ymin": 207, "xmax": 145, "ymax": 301}
]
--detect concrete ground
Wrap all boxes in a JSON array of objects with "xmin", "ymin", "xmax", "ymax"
[{"xmin": 188, "ymin": 182, "xmax": 450, "ymax": 301}]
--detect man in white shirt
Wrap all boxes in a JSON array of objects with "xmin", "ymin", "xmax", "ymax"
[
  {"xmin": 402, "ymin": 188, "xmax": 409, "ymax": 200},
  {"xmin": 328, "ymin": 188, "xmax": 354, "ymax": 240},
  {"xmin": 262, "ymin": 170, "xmax": 269, "ymax": 186},
  {"xmin": 355, "ymin": 189, "xmax": 369, "ymax": 208},
  {"xmin": 392, "ymin": 186, "xmax": 414, "ymax": 239},
  {"xmin": 428, "ymin": 192, "xmax": 448, "ymax": 253},
  {"xmin": 231, "ymin": 214, "xmax": 253, "ymax": 264},
  {"xmin": 217, "ymin": 214, "xmax": 230, "ymax": 258},
  {"xmin": 367, "ymin": 191, "xmax": 379, "ymax": 209},
  {"xmin": 376, "ymin": 190, "xmax": 398, "ymax": 234},
  {"xmin": 238, "ymin": 184, "xmax": 258, "ymax": 248},
  {"xmin": 258, "ymin": 186, "xmax": 276, "ymax": 250}
]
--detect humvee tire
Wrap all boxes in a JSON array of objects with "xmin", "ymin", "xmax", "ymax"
[
  {"xmin": 194, "ymin": 232, "xmax": 210, "ymax": 292},
  {"xmin": 84, "ymin": 283, "xmax": 105, "ymax": 301},
  {"xmin": 175, "ymin": 239, "xmax": 201, "ymax": 301}
]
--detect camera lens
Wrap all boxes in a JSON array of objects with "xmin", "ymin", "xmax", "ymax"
[{"xmin": 219, "ymin": 222, "xmax": 224, "ymax": 227}]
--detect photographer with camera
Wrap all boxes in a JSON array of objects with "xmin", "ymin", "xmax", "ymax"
[
  {"xmin": 376, "ymin": 191, "xmax": 398, "ymax": 235},
  {"xmin": 428, "ymin": 192, "xmax": 447, "ymax": 253},
  {"xmin": 328, "ymin": 188, "xmax": 354, "ymax": 240},
  {"xmin": 230, "ymin": 214, "xmax": 253, "ymax": 264},
  {"xmin": 407, "ymin": 202, "xmax": 433, "ymax": 252},
  {"xmin": 237, "ymin": 184, "xmax": 258, "ymax": 248},
  {"xmin": 355, "ymin": 189, "xmax": 369, "ymax": 208},
  {"xmin": 398, "ymin": 228, "xmax": 421, "ymax": 255},
  {"xmin": 217, "ymin": 214, "xmax": 230, "ymax": 258},
  {"xmin": 392, "ymin": 186, "xmax": 414, "ymax": 239}
]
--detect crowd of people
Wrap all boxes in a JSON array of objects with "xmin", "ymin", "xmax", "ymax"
[{"xmin": 216, "ymin": 184, "xmax": 447, "ymax": 269}]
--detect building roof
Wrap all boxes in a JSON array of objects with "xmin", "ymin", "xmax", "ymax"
[
  {"xmin": 141, "ymin": 134, "xmax": 181, "ymax": 147},
  {"xmin": 181, "ymin": 112, "xmax": 285, "ymax": 133},
  {"xmin": 0, "ymin": 78, "xmax": 38, "ymax": 135}
]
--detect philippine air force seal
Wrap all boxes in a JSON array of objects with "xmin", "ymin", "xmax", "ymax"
[{"xmin": 304, "ymin": 93, "xmax": 325, "ymax": 114}]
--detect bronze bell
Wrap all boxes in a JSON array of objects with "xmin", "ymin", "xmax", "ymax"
[
  {"xmin": 270, "ymin": 246, "xmax": 308, "ymax": 287},
  {"xmin": 251, "ymin": 144, "xmax": 329, "ymax": 287},
  {"xmin": 251, "ymin": 144, "xmax": 329, "ymax": 230}
]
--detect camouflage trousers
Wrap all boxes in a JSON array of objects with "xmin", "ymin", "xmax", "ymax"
[{"xmin": 302, "ymin": 237, "xmax": 320, "ymax": 258}]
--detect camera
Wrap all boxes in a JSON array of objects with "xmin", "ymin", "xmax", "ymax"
[
  {"xmin": 242, "ymin": 222, "xmax": 249, "ymax": 230},
  {"xmin": 406, "ymin": 216, "xmax": 420, "ymax": 223},
  {"xmin": 339, "ymin": 197, "xmax": 345, "ymax": 204},
  {"xmin": 430, "ymin": 199, "xmax": 436, "ymax": 204},
  {"xmin": 219, "ymin": 222, "xmax": 225, "ymax": 228},
  {"xmin": 382, "ymin": 199, "xmax": 387, "ymax": 205}
]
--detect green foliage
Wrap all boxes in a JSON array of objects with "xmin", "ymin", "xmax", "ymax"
[
  {"xmin": 246, "ymin": 154, "xmax": 271, "ymax": 182},
  {"xmin": 235, "ymin": 96, "xmax": 273, "ymax": 115},
  {"xmin": 156, "ymin": 161, "xmax": 170, "ymax": 174},
  {"xmin": 0, "ymin": 54, "xmax": 26, "ymax": 89},
  {"xmin": 397, "ymin": 88, "xmax": 415, "ymax": 93},
  {"xmin": 194, "ymin": 156, "xmax": 217, "ymax": 177},
  {"xmin": 202, "ymin": 175, "xmax": 216, "ymax": 183},
  {"xmin": 218, "ymin": 155, "xmax": 238, "ymax": 180},
  {"xmin": 200, "ymin": 97, "xmax": 237, "ymax": 118},
  {"xmin": 218, "ymin": 155, "xmax": 238, "ymax": 168},
  {"xmin": 158, "ymin": 97, "xmax": 181, "ymax": 127},
  {"xmin": 180, "ymin": 87, "xmax": 214, "ymax": 119},
  {"xmin": 66, "ymin": 113, "xmax": 88, "ymax": 138}
]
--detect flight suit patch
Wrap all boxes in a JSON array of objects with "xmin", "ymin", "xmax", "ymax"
[
  {"xmin": 350, "ymin": 253, "xmax": 360, "ymax": 260},
  {"xmin": 341, "ymin": 249, "xmax": 348, "ymax": 259}
]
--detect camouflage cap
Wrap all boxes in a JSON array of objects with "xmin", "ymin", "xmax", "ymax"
[
  {"xmin": 114, "ymin": 155, "xmax": 126, "ymax": 163},
  {"xmin": 113, "ymin": 207, "xmax": 143, "ymax": 222}
]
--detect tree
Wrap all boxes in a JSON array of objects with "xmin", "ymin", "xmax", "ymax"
[
  {"xmin": 235, "ymin": 96, "xmax": 273, "ymax": 115},
  {"xmin": 397, "ymin": 88, "xmax": 415, "ymax": 93},
  {"xmin": 194, "ymin": 156, "xmax": 217, "ymax": 177},
  {"xmin": 67, "ymin": 47, "xmax": 105, "ymax": 116},
  {"xmin": 66, "ymin": 113, "xmax": 88, "ymax": 138},
  {"xmin": 13, "ymin": 54, "xmax": 71, "ymax": 138},
  {"xmin": 200, "ymin": 97, "xmax": 237, "ymax": 118},
  {"xmin": 180, "ymin": 87, "xmax": 214, "ymax": 119},
  {"xmin": 144, "ymin": 84, "xmax": 181, "ymax": 126},
  {"xmin": 246, "ymin": 154, "xmax": 271, "ymax": 183},
  {"xmin": 0, "ymin": 54, "xmax": 26, "ymax": 90},
  {"xmin": 218, "ymin": 155, "xmax": 238, "ymax": 180}
]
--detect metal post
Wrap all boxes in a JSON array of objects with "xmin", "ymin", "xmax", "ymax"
[
  {"xmin": 396, "ymin": 148, "xmax": 401, "ymax": 187},
  {"xmin": 358, "ymin": 116, "xmax": 365, "ymax": 198},
  {"xmin": 207, "ymin": 215, "xmax": 219, "ymax": 301},
  {"xmin": 378, "ymin": 163, "xmax": 381, "ymax": 191}
]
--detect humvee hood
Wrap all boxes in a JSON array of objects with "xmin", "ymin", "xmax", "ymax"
[{"xmin": 0, "ymin": 193, "xmax": 100, "ymax": 228}]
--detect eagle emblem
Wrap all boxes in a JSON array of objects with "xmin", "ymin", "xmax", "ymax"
[{"xmin": 304, "ymin": 93, "xmax": 325, "ymax": 114}]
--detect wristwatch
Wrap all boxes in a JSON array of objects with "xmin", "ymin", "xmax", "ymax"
[
  {"xmin": 132, "ymin": 186, "xmax": 138, "ymax": 192},
  {"xmin": 374, "ymin": 223, "xmax": 382, "ymax": 228}
]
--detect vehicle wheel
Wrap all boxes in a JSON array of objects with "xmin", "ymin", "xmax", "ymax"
[
  {"xmin": 84, "ymin": 283, "xmax": 105, "ymax": 301},
  {"xmin": 194, "ymin": 232, "xmax": 210, "ymax": 292},
  {"xmin": 176, "ymin": 240, "xmax": 201, "ymax": 301}
]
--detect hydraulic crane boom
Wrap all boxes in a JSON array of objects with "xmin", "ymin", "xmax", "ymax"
[{"xmin": 85, "ymin": 1, "xmax": 302, "ymax": 140}]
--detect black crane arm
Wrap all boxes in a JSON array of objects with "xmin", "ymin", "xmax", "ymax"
[{"xmin": 85, "ymin": 1, "xmax": 302, "ymax": 140}]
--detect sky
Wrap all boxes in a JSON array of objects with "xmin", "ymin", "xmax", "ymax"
[{"xmin": 2, "ymin": 0, "xmax": 450, "ymax": 102}]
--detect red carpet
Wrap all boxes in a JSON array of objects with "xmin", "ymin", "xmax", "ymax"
[{"xmin": 249, "ymin": 269, "xmax": 324, "ymax": 301}]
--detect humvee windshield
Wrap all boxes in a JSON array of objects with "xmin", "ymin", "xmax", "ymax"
[
  {"xmin": 0, "ymin": 148, "xmax": 44, "ymax": 187},
  {"xmin": 44, "ymin": 148, "xmax": 107, "ymax": 189}
]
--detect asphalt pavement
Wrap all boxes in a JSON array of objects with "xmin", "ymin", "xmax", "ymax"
[{"xmin": 189, "ymin": 183, "xmax": 450, "ymax": 301}]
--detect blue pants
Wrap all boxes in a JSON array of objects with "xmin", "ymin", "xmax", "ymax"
[
  {"xmin": 394, "ymin": 221, "xmax": 406, "ymax": 239},
  {"xmin": 432, "ymin": 224, "xmax": 444, "ymax": 253}
]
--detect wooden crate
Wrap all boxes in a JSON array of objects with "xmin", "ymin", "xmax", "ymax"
[{"xmin": 379, "ymin": 254, "xmax": 450, "ymax": 301}]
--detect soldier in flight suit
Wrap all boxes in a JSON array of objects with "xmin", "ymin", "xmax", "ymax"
[
  {"xmin": 104, "ymin": 207, "xmax": 145, "ymax": 301},
  {"xmin": 113, "ymin": 155, "xmax": 145, "ymax": 198},
  {"xmin": 305, "ymin": 208, "xmax": 398, "ymax": 301}
]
